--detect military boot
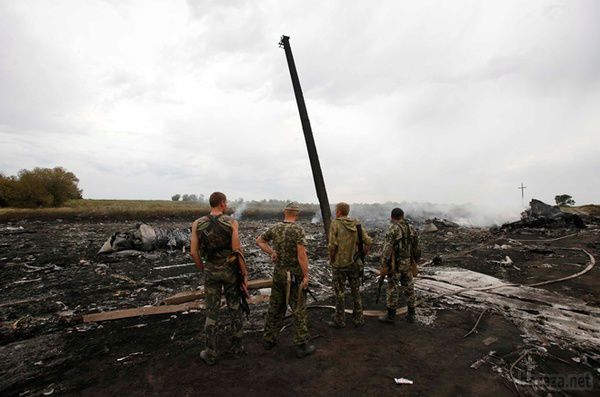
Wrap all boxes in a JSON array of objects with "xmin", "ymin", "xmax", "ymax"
[
  {"xmin": 378, "ymin": 308, "xmax": 396, "ymax": 324},
  {"xmin": 406, "ymin": 307, "xmax": 416, "ymax": 323},
  {"xmin": 228, "ymin": 339, "xmax": 246, "ymax": 358},
  {"xmin": 326, "ymin": 320, "xmax": 345, "ymax": 329},
  {"xmin": 352, "ymin": 314, "xmax": 365, "ymax": 328},
  {"xmin": 262, "ymin": 339, "xmax": 277, "ymax": 351},
  {"xmin": 200, "ymin": 349, "xmax": 216, "ymax": 366},
  {"xmin": 295, "ymin": 343, "xmax": 316, "ymax": 358}
]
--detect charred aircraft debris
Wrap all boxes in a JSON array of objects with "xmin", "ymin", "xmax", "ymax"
[
  {"xmin": 1, "ymin": 200, "xmax": 599, "ymax": 395},
  {"xmin": 501, "ymin": 199, "xmax": 587, "ymax": 231}
]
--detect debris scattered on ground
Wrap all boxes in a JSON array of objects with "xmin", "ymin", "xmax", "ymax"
[
  {"xmin": 2, "ymin": 218, "xmax": 599, "ymax": 395},
  {"xmin": 464, "ymin": 309, "xmax": 488, "ymax": 337},
  {"xmin": 116, "ymin": 352, "xmax": 144, "ymax": 362},
  {"xmin": 489, "ymin": 256, "xmax": 513, "ymax": 265}
]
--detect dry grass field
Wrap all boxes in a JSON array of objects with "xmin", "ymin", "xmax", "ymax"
[{"xmin": 0, "ymin": 199, "xmax": 320, "ymax": 222}]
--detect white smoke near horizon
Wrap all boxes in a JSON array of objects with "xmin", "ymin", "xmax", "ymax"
[
  {"xmin": 345, "ymin": 201, "xmax": 522, "ymax": 228},
  {"xmin": 238, "ymin": 199, "xmax": 524, "ymax": 227}
]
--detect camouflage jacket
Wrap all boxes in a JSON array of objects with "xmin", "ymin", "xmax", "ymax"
[
  {"xmin": 328, "ymin": 217, "xmax": 372, "ymax": 268},
  {"xmin": 196, "ymin": 214, "xmax": 234, "ymax": 263},
  {"xmin": 381, "ymin": 219, "xmax": 418, "ymax": 271},
  {"xmin": 259, "ymin": 221, "xmax": 307, "ymax": 279}
]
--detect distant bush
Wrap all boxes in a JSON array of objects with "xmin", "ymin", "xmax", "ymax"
[
  {"xmin": 0, "ymin": 167, "xmax": 83, "ymax": 208},
  {"xmin": 171, "ymin": 194, "xmax": 181, "ymax": 201},
  {"xmin": 555, "ymin": 194, "xmax": 575, "ymax": 206}
]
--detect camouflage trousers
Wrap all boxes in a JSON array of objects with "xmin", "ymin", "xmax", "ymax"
[
  {"xmin": 263, "ymin": 275, "xmax": 310, "ymax": 346},
  {"xmin": 332, "ymin": 267, "xmax": 363, "ymax": 326},
  {"xmin": 203, "ymin": 263, "xmax": 243, "ymax": 360},
  {"xmin": 386, "ymin": 270, "xmax": 416, "ymax": 310}
]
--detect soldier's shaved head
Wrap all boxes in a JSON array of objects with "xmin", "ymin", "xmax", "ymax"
[
  {"xmin": 209, "ymin": 192, "xmax": 227, "ymax": 208},
  {"xmin": 335, "ymin": 202, "xmax": 350, "ymax": 217}
]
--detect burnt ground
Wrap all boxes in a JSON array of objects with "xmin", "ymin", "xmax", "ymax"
[{"xmin": 1, "ymin": 219, "xmax": 599, "ymax": 396}]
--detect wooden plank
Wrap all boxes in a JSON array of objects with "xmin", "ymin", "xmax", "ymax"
[
  {"xmin": 247, "ymin": 278, "xmax": 273, "ymax": 289},
  {"xmin": 83, "ymin": 293, "xmax": 272, "ymax": 323},
  {"xmin": 162, "ymin": 278, "xmax": 273, "ymax": 305},
  {"xmin": 83, "ymin": 301, "xmax": 205, "ymax": 323},
  {"xmin": 162, "ymin": 290, "xmax": 204, "ymax": 305}
]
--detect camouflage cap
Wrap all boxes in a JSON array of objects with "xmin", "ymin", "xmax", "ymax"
[{"xmin": 284, "ymin": 201, "xmax": 300, "ymax": 212}]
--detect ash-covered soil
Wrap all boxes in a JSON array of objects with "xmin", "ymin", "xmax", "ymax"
[{"xmin": 1, "ymin": 219, "xmax": 599, "ymax": 396}]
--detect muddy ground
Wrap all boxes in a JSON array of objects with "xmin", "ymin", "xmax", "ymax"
[{"xmin": 1, "ymin": 218, "xmax": 599, "ymax": 396}]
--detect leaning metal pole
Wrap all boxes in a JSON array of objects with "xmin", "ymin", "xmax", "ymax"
[{"xmin": 279, "ymin": 35, "xmax": 332, "ymax": 240}]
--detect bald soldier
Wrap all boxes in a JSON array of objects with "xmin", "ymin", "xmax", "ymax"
[
  {"xmin": 256, "ymin": 202, "xmax": 316, "ymax": 358},
  {"xmin": 328, "ymin": 202, "xmax": 372, "ymax": 328},
  {"xmin": 190, "ymin": 192, "xmax": 248, "ymax": 365},
  {"xmin": 378, "ymin": 207, "xmax": 420, "ymax": 324}
]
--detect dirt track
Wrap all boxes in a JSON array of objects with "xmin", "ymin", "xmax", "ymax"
[{"xmin": 1, "ymin": 219, "xmax": 599, "ymax": 396}]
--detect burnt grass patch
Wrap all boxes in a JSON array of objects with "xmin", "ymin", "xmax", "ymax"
[{"xmin": 1, "ymin": 219, "xmax": 599, "ymax": 395}]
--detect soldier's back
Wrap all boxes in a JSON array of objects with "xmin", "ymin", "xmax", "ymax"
[
  {"xmin": 196, "ymin": 214, "xmax": 234, "ymax": 264},
  {"xmin": 196, "ymin": 214, "xmax": 234, "ymax": 230},
  {"xmin": 262, "ymin": 222, "xmax": 306, "ymax": 270},
  {"xmin": 331, "ymin": 217, "xmax": 360, "ymax": 268}
]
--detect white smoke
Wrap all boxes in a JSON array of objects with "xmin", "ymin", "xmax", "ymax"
[
  {"xmin": 346, "ymin": 201, "xmax": 521, "ymax": 228},
  {"xmin": 311, "ymin": 210, "xmax": 322, "ymax": 224},
  {"xmin": 233, "ymin": 202, "xmax": 247, "ymax": 220}
]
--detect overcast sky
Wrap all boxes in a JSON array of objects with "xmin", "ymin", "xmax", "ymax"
[{"xmin": 0, "ymin": 0, "xmax": 598, "ymax": 219}]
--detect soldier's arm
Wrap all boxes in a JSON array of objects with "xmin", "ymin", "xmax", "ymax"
[
  {"xmin": 380, "ymin": 227, "xmax": 397, "ymax": 265},
  {"xmin": 190, "ymin": 220, "xmax": 204, "ymax": 271},
  {"xmin": 327, "ymin": 221, "xmax": 338, "ymax": 263},
  {"xmin": 231, "ymin": 220, "xmax": 248, "ymax": 286},
  {"xmin": 362, "ymin": 226, "xmax": 373, "ymax": 255},
  {"xmin": 231, "ymin": 220, "xmax": 242, "ymax": 253},
  {"xmin": 297, "ymin": 244, "xmax": 309, "ymax": 290},
  {"xmin": 296, "ymin": 228, "xmax": 309, "ymax": 289},
  {"xmin": 256, "ymin": 231, "xmax": 277, "ymax": 262}
]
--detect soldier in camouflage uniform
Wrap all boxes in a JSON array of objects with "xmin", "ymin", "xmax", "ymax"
[
  {"xmin": 190, "ymin": 192, "xmax": 248, "ymax": 365},
  {"xmin": 256, "ymin": 202, "xmax": 316, "ymax": 358},
  {"xmin": 328, "ymin": 202, "xmax": 372, "ymax": 328},
  {"xmin": 378, "ymin": 207, "xmax": 420, "ymax": 324}
]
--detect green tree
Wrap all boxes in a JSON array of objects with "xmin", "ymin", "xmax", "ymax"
[
  {"xmin": 0, "ymin": 173, "xmax": 14, "ymax": 207},
  {"xmin": 555, "ymin": 194, "xmax": 575, "ymax": 206},
  {"xmin": 171, "ymin": 194, "xmax": 181, "ymax": 201},
  {"xmin": 2, "ymin": 167, "xmax": 82, "ymax": 207}
]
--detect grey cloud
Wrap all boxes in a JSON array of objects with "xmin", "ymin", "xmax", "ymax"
[
  {"xmin": 0, "ymin": 0, "xmax": 598, "ymax": 220},
  {"xmin": 0, "ymin": 7, "xmax": 90, "ymax": 135}
]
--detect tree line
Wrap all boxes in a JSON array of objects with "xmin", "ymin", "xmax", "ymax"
[
  {"xmin": 0, "ymin": 167, "xmax": 82, "ymax": 208},
  {"xmin": 171, "ymin": 194, "xmax": 206, "ymax": 202}
]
